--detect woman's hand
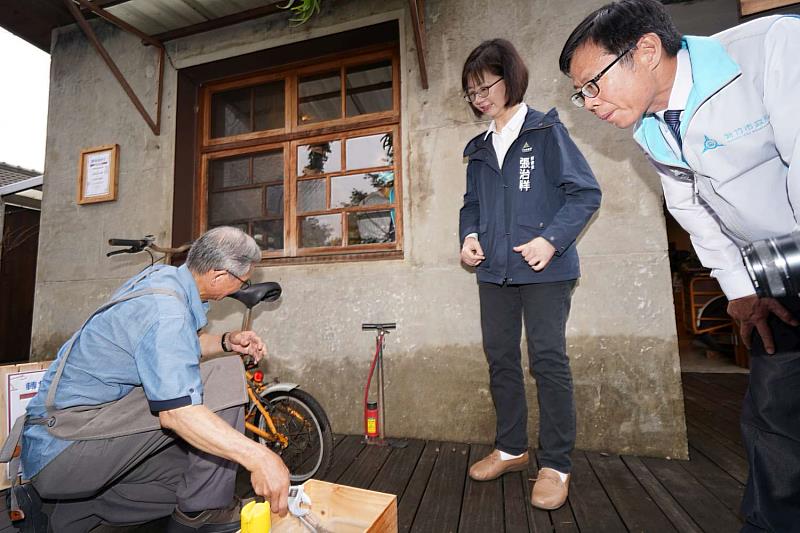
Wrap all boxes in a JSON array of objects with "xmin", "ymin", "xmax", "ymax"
[
  {"xmin": 513, "ymin": 237, "xmax": 556, "ymax": 271},
  {"xmin": 461, "ymin": 236, "xmax": 485, "ymax": 266}
]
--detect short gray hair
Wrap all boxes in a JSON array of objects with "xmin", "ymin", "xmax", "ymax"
[{"xmin": 186, "ymin": 226, "xmax": 261, "ymax": 276}]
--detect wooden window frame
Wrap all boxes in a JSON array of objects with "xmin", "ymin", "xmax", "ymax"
[{"xmin": 197, "ymin": 46, "xmax": 402, "ymax": 264}]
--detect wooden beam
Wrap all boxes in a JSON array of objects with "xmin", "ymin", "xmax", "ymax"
[
  {"xmin": 63, "ymin": 0, "xmax": 164, "ymax": 135},
  {"xmin": 407, "ymin": 0, "xmax": 429, "ymax": 90},
  {"xmin": 739, "ymin": 0, "xmax": 800, "ymax": 16},
  {"xmin": 152, "ymin": 3, "xmax": 285, "ymax": 42}
]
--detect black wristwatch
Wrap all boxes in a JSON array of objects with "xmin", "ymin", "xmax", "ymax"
[{"xmin": 221, "ymin": 332, "xmax": 233, "ymax": 353}]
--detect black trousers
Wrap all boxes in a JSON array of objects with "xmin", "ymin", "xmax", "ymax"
[
  {"xmin": 32, "ymin": 405, "xmax": 244, "ymax": 533},
  {"xmin": 479, "ymin": 280, "xmax": 576, "ymax": 472},
  {"xmin": 740, "ymin": 299, "xmax": 800, "ymax": 532}
]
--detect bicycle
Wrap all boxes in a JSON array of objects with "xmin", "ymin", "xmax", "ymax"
[{"xmin": 107, "ymin": 235, "xmax": 333, "ymax": 482}]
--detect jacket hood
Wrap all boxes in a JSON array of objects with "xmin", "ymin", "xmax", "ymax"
[{"xmin": 463, "ymin": 106, "xmax": 561, "ymax": 157}]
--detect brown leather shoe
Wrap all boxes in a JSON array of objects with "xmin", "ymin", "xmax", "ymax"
[
  {"xmin": 468, "ymin": 450, "xmax": 529, "ymax": 481},
  {"xmin": 531, "ymin": 467, "xmax": 570, "ymax": 510}
]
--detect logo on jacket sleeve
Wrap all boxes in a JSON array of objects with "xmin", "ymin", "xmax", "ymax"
[
  {"xmin": 702, "ymin": 135, "xmax": 724, "ymax": 153},
  {"xmin": 519, "ymin": 156, "xmax": 534, "ymax": 191}
]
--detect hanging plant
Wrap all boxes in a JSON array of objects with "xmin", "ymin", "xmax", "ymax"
[{"xmin": 278, "ymin": 0, "xmax": 322, "ymax": 25}]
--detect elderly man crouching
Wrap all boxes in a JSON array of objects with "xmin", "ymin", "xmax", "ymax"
[{"xmin": 18, "ymin": 226, "xmax": 289, "ymax": 533}]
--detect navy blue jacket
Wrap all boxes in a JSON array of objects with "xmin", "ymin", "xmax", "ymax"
[{"xmin": 459, "ymin": 106, "xmax": 601, "ymax": 285}]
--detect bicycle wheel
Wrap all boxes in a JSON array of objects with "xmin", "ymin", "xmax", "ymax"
[{"xmin": 254, "ymin": 388, "xmax": 333, "ymax": 482}]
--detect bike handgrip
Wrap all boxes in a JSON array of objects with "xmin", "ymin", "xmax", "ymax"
[
  {"xmin": 108, "ymin": 238, "xmax": 148, "ymax": 247},
  {"xmin": 362, "ymin": 323, "xmax": 397, "ymax": 330}
]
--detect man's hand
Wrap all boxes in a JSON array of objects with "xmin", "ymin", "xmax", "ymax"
[
  {"xmin": 229, "ymin": 331, "xmax": 267, "ymax": 362},
  {"xmin": 461, "ymin": 236, "xmax": 485, "ymax": 266},
  {"xmin": 513, "ymin": 237, "xmax": 556, "ymax": 271},
  {"xmin": 727, "ymin": 295, "xmax": 799, "ymax": 355},
  {"xmin": 249, "ymin": 448, "xmax": 290, "ymax": 516}
]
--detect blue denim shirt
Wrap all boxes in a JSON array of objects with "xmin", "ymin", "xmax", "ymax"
[{"xmin": 21, "ymin": 264, "xmax": 209, "ymax": 478}]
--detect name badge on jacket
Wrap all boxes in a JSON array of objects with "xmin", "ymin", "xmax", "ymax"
[{"xmin": 519, "ymin": 154, "xmax": 534, "ymax": 191}]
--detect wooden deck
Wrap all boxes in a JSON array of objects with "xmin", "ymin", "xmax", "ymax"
[
  {"xmin": 2, "ymin": 373, "xmax": 749, "ymax": 532},
  {"xmin": 314, "ymin": 372, "xmax": 748, "ymax": 533}
]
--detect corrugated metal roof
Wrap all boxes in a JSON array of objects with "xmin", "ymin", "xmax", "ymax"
[
  {"xmin": 106, "ymin": 0, "xmax": 277, "ymax": 37},
  {"xmin": 0, "ymin": 163, "xmax": 41, "ymax": 191}
]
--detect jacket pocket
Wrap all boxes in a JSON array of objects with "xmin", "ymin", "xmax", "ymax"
[{"xmin": 516, "ymin": 214, "xmax": 545, "ymax": 244}]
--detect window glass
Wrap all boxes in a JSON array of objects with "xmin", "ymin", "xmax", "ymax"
[
  {"xmin": 253, "ymin": 219, "xmax": 284, "ymax": 251},
  {"xmin": 297, "ymin": 141, "xmax": 341, "ymax": 176},
  {"xmin": 297, "ymin": 179, "xmax": 326, "ymax": 213},
  {"xmin": 253, "ymin": 150, "xmax": 283, "ymax": 184},
  {"xmin": 348, "ymin": 210, "xmax": 395, "ymax": 244},
  {"xmin": 298, "ymin": 71, "xmax": 341, "ymax": 125},
  {"xmin": 208, "ymin": 189, "xmax": 262, "ymax": 225},
  {"xmin": 300, "ymin": 214, "xmax": 342, "ymax": 248},
  {"xmin": 331, "ymin": 172, "xmax": 394, "ymax": 208},
  {"xmin": 346, "ymin": 61, "xmax": 392, "ymax": 117},
  {"xmin": 346, "ymin": 133, "xmax": 393, "ymax": 170},
  {"xmin": 211, "ymin": 81, "xmax": 285, "ymax": 139}
]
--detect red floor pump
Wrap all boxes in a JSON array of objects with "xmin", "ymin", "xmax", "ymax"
[{"xmin": 361, "ymin": 322, "xmax": 405, "ymax": 447}]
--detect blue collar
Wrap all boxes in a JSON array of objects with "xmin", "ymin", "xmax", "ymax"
[
  {"xmin": 177, "ymin": 264, "xmax": 209, "ymax": 328},
  {"xmin": 633, "ymin": 36, "xmax": 741, "ymax": 167}
]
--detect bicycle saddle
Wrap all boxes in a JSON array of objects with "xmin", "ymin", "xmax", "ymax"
[{"xmin": 228, "ymin": 282, "xmax": 282, "ymax": 309}]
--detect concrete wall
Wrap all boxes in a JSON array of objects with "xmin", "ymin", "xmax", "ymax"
[{"xmin": 31, "ymin": 0, "xmax": 688, "ymax": 458}]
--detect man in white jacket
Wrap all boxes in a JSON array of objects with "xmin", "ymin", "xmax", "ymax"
[{"xmin": 560, "ymin": 1, "xmax": 800, "ymax": 531}]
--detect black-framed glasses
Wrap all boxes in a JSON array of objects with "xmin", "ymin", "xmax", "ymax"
[
  {"xmin": 226, "ymin": 270, "xmax": 251, "ymax": 290},
  {"xmin": 464, "ymin": 77, "xmax": 504, "ymax": 103},
  {"xmin": 570, "ymin": 46, "xmax": 634, "ymax": 108}
]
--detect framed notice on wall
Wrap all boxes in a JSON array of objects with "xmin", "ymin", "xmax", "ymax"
[{"xmin": 77, "ymin": 144, "xmax": 119, "ymax": 205}]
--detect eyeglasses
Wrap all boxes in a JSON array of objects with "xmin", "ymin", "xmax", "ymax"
[
  {"xmin": 464, "ymin": 77, "xmax": 504, "ymax": 103},
  {"xmin": 226, "ymin": 270, "xmax": 251, "ymax": 290},
  {"xmin": 570, "ymin": 46, "xmax": 634, "ymax": 108}
]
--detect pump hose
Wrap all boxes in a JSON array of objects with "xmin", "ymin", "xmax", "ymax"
[{"xmin": 363, "ymin": 336, "xmax": 381, "ymax": 409}]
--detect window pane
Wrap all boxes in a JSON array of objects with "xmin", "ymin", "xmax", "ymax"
[
  {"xmin": 348, "ymin": 210, "xmax": 395, "ymax": 244},
  {"xmin": 211, "ymin": 156, "xmax": 250, "ymax": 189},
  {"xmin": 346, "ymin": 61, "xmax": 392, "ymax": 117},
  {"xmin": 253, "ymin": 150, "xmax": 283, "ymax": 184},
  {"xmin": 331, "ymin": 172, "xmax": 394, "ymax": 208},
  {"xmin": 297, "ymin": 141, "xmax": 341, "ymax": 176},
  {"xmin": 211, "ymin": 87, "xmax": 250, "ymax": 138},
  {"xmin": 346, "ymin": 133, "xmax": 393, "ymax": 170},
  {"xmin": 266, "ymin": 185, "xmax": 284, "ymax": 216},
  {"xmin": 208, "ymin": 188, "xmax": 262, "ymax": 225},
  {"xmin": 253, "ymin": 81, "xmax": 285, "ymax": 131},
  {"xmin": 298, "ymin": 71, "xmax": 341, "ymax": 125},
  {"xmin": 253, "ymin": 219, "xmax": 283, "ymax": 251},
  {"xmin": 300, "ymin": 214, "xmax": 342, "ymax": 248},
  {"xmin": 297, "ymin": 179, "xmax": 326, "ymax": 213}
]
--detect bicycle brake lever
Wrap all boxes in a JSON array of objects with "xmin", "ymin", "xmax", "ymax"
[{"xmin": 106, "ymin": 248, "xmax": 131, "ymax": 257}]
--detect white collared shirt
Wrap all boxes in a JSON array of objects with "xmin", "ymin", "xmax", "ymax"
[
  {"xmin": 655, "ymin": 48, "xmax": 692, "ymax": 155},
  {"xmin": 464, "ymin": 104, "xmax": 528, "ymax": 244},
  {"xmin": 484, "ymin": 103, "xmax": 528, "ymax": 168}
]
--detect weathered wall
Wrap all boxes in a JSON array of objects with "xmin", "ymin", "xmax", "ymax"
[{"xmin": 31, "ymin": 0, "xmax": 688, "ymax": 458}]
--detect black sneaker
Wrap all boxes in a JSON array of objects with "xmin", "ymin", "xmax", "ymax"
[{"xmin": 165, "ymin": 497, "xmax": 244, "ymax": 533}]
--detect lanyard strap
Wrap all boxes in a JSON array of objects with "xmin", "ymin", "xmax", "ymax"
[{"xmin": 45, "ymin": 267, "xmax": 187, "ymax": 413}]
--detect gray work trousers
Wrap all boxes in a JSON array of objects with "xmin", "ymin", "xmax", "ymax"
[{"xmin": 31, "ymin": 405, "xmax": 244, "ymax": 533}]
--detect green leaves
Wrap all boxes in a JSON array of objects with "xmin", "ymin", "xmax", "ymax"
[{"xmin": 278, "ymin": 0, "xmax": 322, "ymax": 25}]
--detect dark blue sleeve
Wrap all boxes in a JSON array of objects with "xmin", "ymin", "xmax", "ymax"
[
  {"xmin": 542, "ymin": 123, "xmax": 602, "ymax": 255},
  {"xmin": 459, "ymin": 161, "xmax": 481, "ymax": 244}
]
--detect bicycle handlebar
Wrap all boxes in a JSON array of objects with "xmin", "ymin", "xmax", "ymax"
[
  {"xmin": 108, "ymin": 238, "xmax": 151, "ymax": 248},
  {"xmin": 107, "ymin": 235, "xmax": 191, "ymax": 257}
]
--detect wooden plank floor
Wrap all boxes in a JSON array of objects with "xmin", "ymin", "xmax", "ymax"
[
  {"xmin": 0, "ymin": 373, "xmax": 749, "ymax": 532},
  {"xmin": 306, "ymin": 373, "xmax": 749, "ymax": 533}
]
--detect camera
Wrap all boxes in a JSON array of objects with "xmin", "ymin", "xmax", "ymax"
[{"xmin": 742, "ymin": 231, "xmax": 800, "ymax": 299}]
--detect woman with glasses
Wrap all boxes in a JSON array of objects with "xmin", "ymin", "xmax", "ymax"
[{"xmin": 459, "ymin": 38, "xmax": 601, "ymax": 510}]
